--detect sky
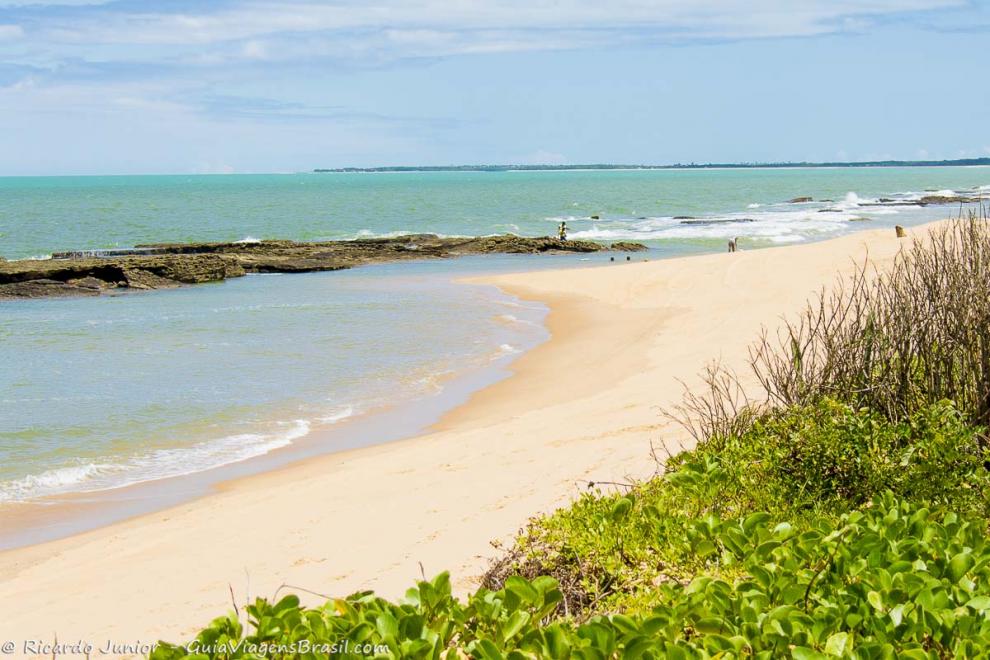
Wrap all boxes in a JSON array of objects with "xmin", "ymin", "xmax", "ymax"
[{"xmin": 0, "ymin": 0, "xmax": 988, "ymax": 175}]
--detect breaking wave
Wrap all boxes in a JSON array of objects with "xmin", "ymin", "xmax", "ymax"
[
  {"xmin": 561, "ymin": 185, "xmax": 987, "ymax": 245},
  {"xmin": 0, "ymin": 419, "xmax": 313, "ymax": 502}
]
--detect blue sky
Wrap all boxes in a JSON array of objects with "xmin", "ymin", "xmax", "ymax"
[{"xmin": 0, "ymin": 0, "xmax": 988, "ymax": 175}]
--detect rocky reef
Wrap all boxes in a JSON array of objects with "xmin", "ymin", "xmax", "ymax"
[
  {"xmin": 861, "ymin": 194, "xmax": 985, "ymax": 208},
  {"xmin": 0, "ymin": 234, "xmax": 647, "ymax": 299}
]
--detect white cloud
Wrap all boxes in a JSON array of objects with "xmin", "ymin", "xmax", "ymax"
[
  {"xmin": 0, "ymin": 24, "xmax": 24, "ymax": 40},
  {"xmin": 0, "ymin": 1, "xmax": 108, "ymax": 5},
  {"xmin": 10, "ymin": 0, "xmax": 966, "ymax": 59}
]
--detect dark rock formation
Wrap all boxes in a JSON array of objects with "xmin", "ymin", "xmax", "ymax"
[
  {"xmin": 1, "ymin": 234, "xmax": 646, "ymax": 300},
  {"xmin": 788, "ymin": 196, "xmax": 813, "ymax": 203},
  {"xmin": 609, "ymin": 241, "xmax": 649, "ymax": 252},
  {"xmin": 917, "ymin": 195, "xmax": 980, "ymax": 206},
  {"xmin": 0, "ymin": 279, "xmax": 103, "ymax": 299},
  {"xmin": 862, "ymin": 195, "xmax": 981, "ymax": 208},
  {"xmin": 0, "ymin": 253, "xmax": 241, "ymax": 299}
]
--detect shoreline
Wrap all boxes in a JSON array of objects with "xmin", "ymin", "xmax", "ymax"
[
  {"xmin": 0, "ymin": 221, "xmax": 944, "ymax": 647},
  {"xmin": 0, "ymin": 277, "xmax": 551, "ymax": 551}
]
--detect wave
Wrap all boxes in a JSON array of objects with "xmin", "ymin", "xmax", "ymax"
[
  {"xmin": 9, "ymin": 253, "xmax": 53, "ymax": 261},
  {"xmin": 558, "ymin": 181, "xmax": 988, "ymax": 245},
  {"xmin": 496, "ymin": 298, "xmax": 546, "ymax": 312},
  {"xmin": 494, "ymin": 313, "xmax": 542, "ymax": 329},
  {"xmin": 317, "ymin": 405, "xmax": 355, "ymax": 424},
  {"xmin": 490, "ymin": 343, "xmax": 521, "ymax": 361},
  {"xmin": 0, "ymin": 419, "xmax": 312, "ymax": 503},
  {"xmin": 569, "ymin": 209, "xmax": 854, "ymax": 244}
]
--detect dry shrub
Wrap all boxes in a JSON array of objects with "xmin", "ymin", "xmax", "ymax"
[{"xmin": 672, "ymin": 211, "xmax": 990, "ymax": 443}]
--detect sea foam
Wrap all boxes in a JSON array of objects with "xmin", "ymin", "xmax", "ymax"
[{"xmin": 0, "ymin": 420, "xmax": 312, "ymax": 502}]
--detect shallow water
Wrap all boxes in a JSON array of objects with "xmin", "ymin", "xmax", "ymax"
[{"xmin": 0, "ymin": 256, "xmax": 567, "ymax": 504}]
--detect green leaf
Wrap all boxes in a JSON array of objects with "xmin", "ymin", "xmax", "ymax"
[
  {"xmin": 824, "ymin": 631, "xmax": 850, "ymax": 657},
  {"xmin": 505, "ymin": 576, "xmax": 539, "ymax": 605},
  {"xmin": 694, "ymin": 617, "xmax": 726, "ymax": 635},
  {"xmin": 472, "ymin": 639, "xmax": 506, "ymax": 660},
  {"xmin": 500, "ymin": 610, "xmax": 530, "ymax": 642},
  {"xmin": 695, "ymin": 539, "xmax": 717, "ymax": 557},
  {"xmin": 610, "ymin": 497, "xmax": 633, "ymax": 520},
  {"xmin": 888, "ymin": 604, "xmax": 905, "ymax": 627},
  {"xmin": 867, "ymin": 591, "xmax": 884, "ymax": 611},
  {"xmin": 743, "ymin": 512, "xmax": 771, "ymax": 533},
  {"xmin": 950, "ymin": 552, "xmax": 975, "ymax": 582},
  {"xmin": 966, "ymin": 596, "xmax": 990, "ymax": 610}
]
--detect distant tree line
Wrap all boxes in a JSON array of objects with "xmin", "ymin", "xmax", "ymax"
[{"xmin": 314, "ymin": 157, "xmax": 990, "ymax": 173}]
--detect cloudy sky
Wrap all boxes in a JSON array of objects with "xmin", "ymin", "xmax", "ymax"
[{"xmin": 0, "ymin": 0, "xmax": 988, "ymax": 174}]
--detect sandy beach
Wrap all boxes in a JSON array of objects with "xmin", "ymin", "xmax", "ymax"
[{"xmin": 0, "ymin": 222, "xmax": 933, "ymax": 649}]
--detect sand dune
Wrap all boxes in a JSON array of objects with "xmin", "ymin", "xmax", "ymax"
[{"xmin": 0, "ymin": 222, "xmax": 932, "ymax": 650}]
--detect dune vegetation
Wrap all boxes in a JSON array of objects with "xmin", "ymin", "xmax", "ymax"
[{"xmin": 153, "ymin": 215, "xmax": 990, "ymax": 659}]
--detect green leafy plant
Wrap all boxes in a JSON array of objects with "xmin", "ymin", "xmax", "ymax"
[{"xmin": 155, "ymin": 495, "xmax": 990, "ymax": 658}]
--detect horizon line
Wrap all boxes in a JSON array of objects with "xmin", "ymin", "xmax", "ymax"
[{"xmin": 316, "ymin": 157, "xmax": 990, "ymax": 173}]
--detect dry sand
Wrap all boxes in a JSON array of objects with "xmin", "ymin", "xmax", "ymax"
[{"xmin": 0, "ymin": 222, "xmax": 932, "ymax": 650}]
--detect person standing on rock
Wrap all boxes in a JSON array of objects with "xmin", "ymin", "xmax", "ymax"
[{"xmin": 558, "ymin": 221, "xmax": 568, "ymax": 241}]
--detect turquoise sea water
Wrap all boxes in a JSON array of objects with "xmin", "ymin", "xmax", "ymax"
[
  {"xmin": 2, "ymin": 168, "xmax": 988, "ymax": 259},
  {"xmin": 1, "ymin": 167, "xmax": 988, "ymax": 515}
]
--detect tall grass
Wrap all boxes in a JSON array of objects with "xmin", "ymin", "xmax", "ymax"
[{"xmin": 673, "ymin": 211, "xmax": 990, "ymax": 446}]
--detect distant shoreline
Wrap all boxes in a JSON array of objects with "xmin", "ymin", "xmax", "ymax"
[{"xmin": 315, "ymin": 157, "xmax": 990, "ymax": 173}]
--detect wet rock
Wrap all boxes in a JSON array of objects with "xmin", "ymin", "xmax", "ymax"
[
  {"xmin": 66, "ymin": 276, "xmax": 113, "ymax": 290},
  {"xmin": 673, "ymin": 216, "xmax": 695, "ymax": 220},
  {"xmin": 122, "ymin": 268, "xmax": 181, "ymax": 290},
  {"xmin": 918, "ymin": 195, "xmax": 979, "ymax": 206},
  {"xmin": 609, "ymin": 242, "xmax": 649, "ymax": 252},
  {"xmin": 1, "ymin": 235, "xmax": 645, "ymax": 299},
  {"xmin": 788, "ymin": 196, "xmax": 813, "ymax": 203},
  {"xmin": 0, "ymin": 279, "xmax": 102, "ymax": 298},
  {"xmin": 861, "ymin": 201, "xmax": 921, "ymax": 207}
]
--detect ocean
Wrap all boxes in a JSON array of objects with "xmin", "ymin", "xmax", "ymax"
[{"xmin": 1, "ymin": 167, "xmax": 987, "ymax": 531}]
